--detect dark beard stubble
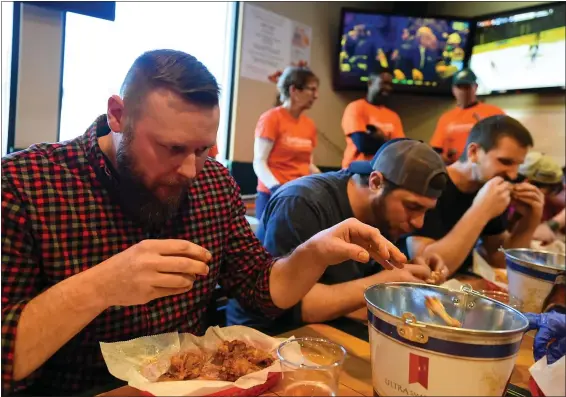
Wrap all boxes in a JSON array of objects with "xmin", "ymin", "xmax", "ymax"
[{"xmin": 115, "ymin": 132, "xmax": 187, "ymax": 231}]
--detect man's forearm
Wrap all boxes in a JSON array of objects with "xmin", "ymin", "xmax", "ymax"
[
  {"xmin": 421, "ymin": 206, "xmax": 491, "ymax": 275},
  {"xmin": 553, "ymin": 208, "xmax": 565, "ymax": 228},
  {"xmin": 488, "ymin": 215, "xmax": 540, "ymax": 267},
  {"xmin": 301, "ymin": 276, "xmax": 378, "ymax": 323},
  {"xmin": 269, "ymin": 243, "xmax": 327, "ymax": 310},
  {"xmin": 12, "ymin": 268, "xmax": 107, "ymax": 381}
]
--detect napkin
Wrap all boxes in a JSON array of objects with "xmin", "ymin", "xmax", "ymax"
[
  {"xmin": 529, "ymin": 355, "xmax": 565, "ymax": 397},
  {"xmin": 472, "ymin": 249, "xmax": 508, "ymax": 290},
  {"xmin": 100, "ymin": 325, "xmax": 292, "ymax": 396}
]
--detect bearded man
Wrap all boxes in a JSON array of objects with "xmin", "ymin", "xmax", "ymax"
[
  {"xmin": 227, "ymin": 139, "xmax": 450, "ymax": 333},
  {"xmin": 1, "ymin": 49, "xmax": 408, "ymax": 395}
]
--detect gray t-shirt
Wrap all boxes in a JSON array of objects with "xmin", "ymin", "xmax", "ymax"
[{"xmin": 225, "ymin": 171, "xmax": 383, "ymax": 333}]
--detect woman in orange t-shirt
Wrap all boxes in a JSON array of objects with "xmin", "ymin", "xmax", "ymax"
[{"xmin": 253, "ymin": 66, "xmax": 320, "ymax": 219}]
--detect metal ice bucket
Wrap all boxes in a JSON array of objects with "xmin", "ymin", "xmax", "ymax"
[
  {"xmin": 502, "ymin": 248, "xmax": 565, "ymax": 313},
  {"xmin": 365, "ymin": 282, "xmax": 529, "ymax": 396}
]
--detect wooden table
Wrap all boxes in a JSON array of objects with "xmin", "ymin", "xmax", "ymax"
[{"xmin": 99, "ymin": 324, "xmax": 535, "ymax": 397}]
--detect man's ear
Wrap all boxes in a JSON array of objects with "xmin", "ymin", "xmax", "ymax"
[
  {"xmin": 467, "ymin": 143, "xmax": 481, "ymax": 163},
  {"xmin": 369, "ymin": 171, "xmax": 384, "ymax": 191},
  {"xmin": 107, "ymin": 95, "xmax": 126, "ymax": 134}
]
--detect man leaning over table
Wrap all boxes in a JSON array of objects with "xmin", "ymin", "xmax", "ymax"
[
  {"xmin": 227, "ymin": 139, "xmax": 450, "ymax": 333},
  {"xmin": 406, "ymin": 115, "xmax": 544, "ymax": 276},
  {"xmin": 0, "ymin": 49, "xmax": 408, "ymax": 396}
]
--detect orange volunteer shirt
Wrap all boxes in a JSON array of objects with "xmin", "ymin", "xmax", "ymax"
[
  {"xmin": 255, "ymin": 106, "xmax": 317, "ymax": 193},
  {"xmin": 430, "ymin": 102, "xmax": 505, "ymax": 162},
  {"xmin": 341, "ymin": 99, "xmax": 405, "ymax": 169}
]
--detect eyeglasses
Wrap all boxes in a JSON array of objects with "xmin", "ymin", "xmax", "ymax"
[{"xmin": 302, "ymin": 86, "xmax": 319, "ymax": 94}]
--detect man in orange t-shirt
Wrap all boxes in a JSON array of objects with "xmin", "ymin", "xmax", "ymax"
[
  {"xmin": 341, "ymin": 69, "xmax": 405, "ymax": 169},
  {"xmin": 430, "ymin": 68, "xmax": 505, "ymax": 164}
]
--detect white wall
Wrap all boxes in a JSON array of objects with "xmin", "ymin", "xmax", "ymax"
[{"xmin": 14, "ymin": 3, "xmax": 63, "ymax": 149}]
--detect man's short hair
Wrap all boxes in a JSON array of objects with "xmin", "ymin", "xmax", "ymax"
[
  {"xmin": 460, "ymin": 115, "xmax": 534, "ymax": 161},
  {"xmin": 120, "ymin": 49, "xmax": 220, "ymax": 121}
]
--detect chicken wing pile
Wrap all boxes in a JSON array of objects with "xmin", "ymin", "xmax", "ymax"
[
  {"xmin": 157, "ymin": 340, "xmax": 275, "ymax": 382},
  {"xmin": 424, "ymin": 296, "xmax": 462, "ymax": 328},
  {"xmin": 158, "ymin": 351, "xmax": 206, "ymax": 381}
]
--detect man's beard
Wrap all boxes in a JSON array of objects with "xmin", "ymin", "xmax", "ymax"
[
  {"xmin": 367, "ymin": 91, "xmax": 390, "ymax": 107},
  {"xmin": 115, "ymin": 134, "xmax": 189, "ymax": 231},
  {"xmin": 371, "ymin": 195, "xmax": 394, "ymax": 242}
]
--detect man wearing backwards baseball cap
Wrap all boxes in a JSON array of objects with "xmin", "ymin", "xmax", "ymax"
[
  {"xmin": 429, "ymin": 68, "xmax": 504, "ymax": 165},
  {"xmin": 226, "ymin": 139, "xmax": 449, "ymax": 332},
  {"xmin": 407, "ymin": 115, "xmax": 544, "ymax": 276},
  {"xmin": 515, "ymin": 152, "xmax": 565, "ymax": 243}
]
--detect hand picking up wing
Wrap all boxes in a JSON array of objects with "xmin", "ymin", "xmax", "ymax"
[
  {"xmin": 425, "ymin": 296, "xmax": 462, "ymax": 328},
  {"xmin": 425, "ymin": 270, "xmax": 442, "ymax": 285}
]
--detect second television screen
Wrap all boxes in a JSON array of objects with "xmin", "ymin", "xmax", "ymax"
[{"xmin": 337, "ymin": 11, "xmax": 472, "ymax": 93}]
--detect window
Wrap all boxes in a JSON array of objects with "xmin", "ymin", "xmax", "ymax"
[
  {"xmin": 2, "ymin": 1, "xmax": 14, "ymax": 156},
  {"xmin": 59, "ymin": 2, "xmax": 236, "ymax": 159}
]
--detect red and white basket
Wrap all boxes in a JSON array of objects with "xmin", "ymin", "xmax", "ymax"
[
  {"xmin": 138, "ymin": 372, "xmax": 282, "ymax": 397},
  {"xmin": 529, "ymin": 376, "xmax": 545, "ymax": 397}
]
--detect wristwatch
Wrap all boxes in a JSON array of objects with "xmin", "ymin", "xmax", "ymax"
[{"xmin": 546, "ymin": 219, "xmax": 560, "ymax": 232}]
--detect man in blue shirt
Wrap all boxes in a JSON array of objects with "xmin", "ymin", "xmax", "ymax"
[{"xmin": 226, "ymin": 139, "xmax": 449, "ymax": 333}]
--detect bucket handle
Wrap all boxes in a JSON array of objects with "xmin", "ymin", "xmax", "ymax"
[
  {"xmin": 460, "ymin": 283, "xmax": 483, "ymax": 298},
  {"xmin": 397, "ymin": 312, "xmax": 429, "ymax": 344},
  {"xmin": 459, "ymin": 283, "xmax": 484, "ymax": 311}
]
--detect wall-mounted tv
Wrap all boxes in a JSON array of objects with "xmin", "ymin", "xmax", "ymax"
[
  {"xmin": 335, "ymin": 9, "xmax": 474, "ymax": 94},
  {"xmin": 470, "ymin": 2, "xmax": 565, "ymax": 96}
]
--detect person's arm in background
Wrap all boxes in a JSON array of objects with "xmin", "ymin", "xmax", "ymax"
[
  {"xmin": 253, "ymin": 138, "xmax": 280, "ymax": 189},
  {"xmin": 309, "ymin": 126, "xmax": 321, "ymax": 174},
  {"xmin": 390, "ymin": 113, "xmax": 406, "ymax": 139},
  {"xmin": 341, "ymin": 102, "xmax": 367, "ymax": 148},
  {"xmin": 429, "ymin": 115, "xmax": 447, "ymax": 162},
  {"xmin": 530, "ymin": 208, "xmax": 565, "ymax": 245},
  {"xmin": 551, "ymin": 208, "xmax": 565, "ymax": 229},
  {"xmin": 253, "ymin": 111, "xmax": 281, "ymax": 190},
  {"xmin": 309, "ymin": 154, "xmax": 321, "ymax": 174},
  {"xmin": 261, "ymin": 195, "xmax": 423, "ymax": 324}
]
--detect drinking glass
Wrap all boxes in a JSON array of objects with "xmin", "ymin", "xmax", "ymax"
[
  {"xmin": 276, "ymin": 337, "xmax": 347, "ymax": 397},
  {"xmin": 479, "ymin": 290, "xmax": 523, "ymax": 311}
]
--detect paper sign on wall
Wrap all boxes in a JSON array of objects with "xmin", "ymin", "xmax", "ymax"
[{"xmin": 240, "ymin": 4, "xmax": 312, "ymax": 83}]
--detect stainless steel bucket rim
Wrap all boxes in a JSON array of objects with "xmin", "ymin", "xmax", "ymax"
[
  {"xmin": 502, "ymin": 247, "xmax": 565, "ymax": 273},
  {"xmin": 364, "ymin": 282, "xmax": 529, "ymax": 337}
]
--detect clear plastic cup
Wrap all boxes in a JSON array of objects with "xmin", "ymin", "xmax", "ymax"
[
  {"xmin": 479, "ymin": 290, "xmax": 523, "ymax": 312},
  {"xmin": 276, "ymin": 337, "xmax": 347, "ymax": 397}
]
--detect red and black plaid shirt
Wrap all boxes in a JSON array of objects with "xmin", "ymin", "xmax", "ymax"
[{"xmin": 1, "ymin": 116, "xmax": 281, "ymax": 395}]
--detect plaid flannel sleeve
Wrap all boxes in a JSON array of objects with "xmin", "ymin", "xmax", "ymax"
[
  {"xmin": 1, "ymin": 176, "xmax": 43, "ymax": 394},
  {"xmin": 217, "ymin": 175, "xmax": 284, "ymax": 319}
]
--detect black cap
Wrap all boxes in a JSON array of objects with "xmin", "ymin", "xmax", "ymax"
[
  {"xmin": 348, "ymin": 138, "xmax": 447, "ymax": 199},
  {"xmin": 453, "ymin": 68, "xmax": 477, "ymax": 86}
]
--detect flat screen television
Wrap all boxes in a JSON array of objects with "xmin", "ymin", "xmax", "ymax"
[
  {"xmin": 470, "ymin": 2, "xmax": 566, "ymax": 95},
  {"xmin": 335, "ymin": 9, "xmax": 474, "ymax": 94}
]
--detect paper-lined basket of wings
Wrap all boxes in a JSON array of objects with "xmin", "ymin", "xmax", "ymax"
[{"xmin": 100, "ymin": 326, "xmax": 290, "ymax": 396}]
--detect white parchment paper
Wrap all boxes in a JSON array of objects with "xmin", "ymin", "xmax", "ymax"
[{"xmin": 100, "ymin": 326, "xmax": 293, "ymax": 396}]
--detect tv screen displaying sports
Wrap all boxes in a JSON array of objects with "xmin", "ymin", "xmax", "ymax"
[
  {"xmin": 470, "ymin": 2, "xmax": 566, "ymax": 95},
  {"xmin": 335, "ymin": 10, "xmax": 473, "ymax": 93}
]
